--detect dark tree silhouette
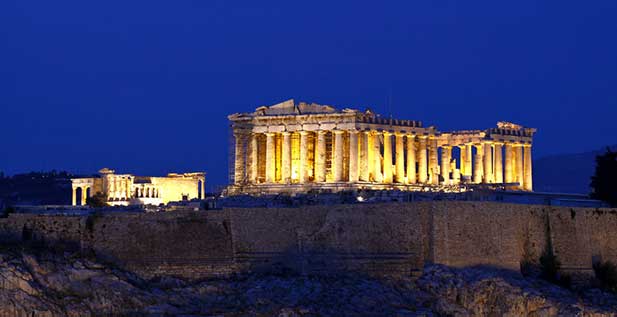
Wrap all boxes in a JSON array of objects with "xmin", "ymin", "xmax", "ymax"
[
  {"xmin": 86, "ymin": 192, "xmax": 108, "ymax": 208},
  {"xmin": 590, "ymin": 148, "xmax": 617, "ymax": 207}
]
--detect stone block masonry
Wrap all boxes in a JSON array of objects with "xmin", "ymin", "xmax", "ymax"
[{"xmin": 1, "ymin": 202, "xmax": 617, "ymax": 281}]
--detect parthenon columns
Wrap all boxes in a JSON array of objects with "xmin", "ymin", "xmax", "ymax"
[
  {"xmin": 299, "ymin": 131, "xmax": 309, "ymax": 183},
  {"xmin": 265, "ymin": 133, "xmax": 276, "ymax": 183},
  {"xmin": 523, "ymin": 144, "xmax": 533, "ymax": 191},
  {"xmin": 428, "ymin": 137, "xmax": 439, "ymax": 185},
  {"xmin": 233, "ymin": 132, "xmax": 246, "ymax": 184},
  {"xmin": 483, "ymin": 142, "xmax": 493, "ymax": 183},
  {"xmin": 349, "ymin": 130, "xmax": 359, "ymax": 182},
  {"xmin": 250, "ymin": 134, "xmax": 258, "ymax": 183},
  {"xmin": 372, "ymin": 131, "xmax": 383, "ymax": 183},
  {"xmin": 394, "ymin": 133, "xmax": 405, "ymax": 183},
  {"xmin": 383, "ymin": 131, "xmax": 393, "ymax": 183},
  {"xmin": 360, "ymin": 131, "xmax": 370, "ymax": 182},
  {"xmin": 494, "ymin": 143, "xmax": 503, "ymax": 184},
  {"xmin": 315, "ymin": 131, "xmax": 326, "ymax": 182},
  {"xmin": 515, "ymin": 144, "xmax": 524, "ymax": 188},
  {"xmin": 441, "ymin": 145, "xmax": 451, "ymax": 185},
  {"xmin": 504, "ymin": 143, "xmax": 514, "ymax": 183},
  {"xmin": 418, "ymin": 136, "xmax": 428, "ymax": 183},
  {"xmin": 281, "ymin": 132, "xmax": 292, "ymax": 183},
  {"xmin": 473, "ymin": 144, "xmax": 484, "ymax": 184},
  {"xmin": 332, "ymin": 130, "xmax": 344, "ymax": 182},
  {"xmin": 406, "ymin": 135, "xmax": 416, "ymax": 184}
]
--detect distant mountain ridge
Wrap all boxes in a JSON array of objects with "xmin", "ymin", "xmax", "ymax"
[{"xmin": 533, "ymin": 145, "xmax": 617, "ymax": 194}]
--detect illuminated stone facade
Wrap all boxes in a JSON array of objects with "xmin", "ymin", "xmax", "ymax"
[
  {"xmin": 227, "ymin": 100, "xmax": 536, "ymax": 194},
  {"xmin": 71, "ymin": 168, "xmax": 205, "ymax": 206}
]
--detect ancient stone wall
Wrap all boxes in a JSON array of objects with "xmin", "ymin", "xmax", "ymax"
[{"xmin": 1, "ymin": 202, "xmax": 617, "ymax": 281}]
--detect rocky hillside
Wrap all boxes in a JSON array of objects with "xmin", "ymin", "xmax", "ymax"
[{"xmin": 1, "ymin": 248, "xmax": 617, "ymax": 316}]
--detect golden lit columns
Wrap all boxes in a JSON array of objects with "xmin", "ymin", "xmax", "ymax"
[
  {"xmin": 265, "ymin": 132, "xmax": 276, "ymax": 183},
  {"xmin": 473, "ymin": 143, "xmax": 484, "ymax": 184},
  {"xmin": 483, "ymin": 142, "xmax": 494, "ymax": 183},
  {"xmin": 383, "ymin": 131, "xmax": 393, "ymax": 183},
  {"xmin": 249, "ymin": 134, "xmax": 259, "ymax": 183},
  {"xmin": 523, "ymin": 144, "xmax": 533, "ymax": 191},
  {"xmin": 233, "ymin": 131, "xmax": 247, "ymax": 184},
  {"xmin": 428, "ymin": 137, "xmax": 439, "ymax": 185},
  {"xmin": 314, "ymin": 131, "xmax": 327, "ymax": 182},
  {"xmin": 71, "ymin": 186, "xmax": 77, "ymax": 206},
  {"xmin": 372, "ymin": 131, "xmax": 383, "ymax": 183},
  {"xmin": 406, "ymin": 134, "xmax": 416, "ymax": 184},
  {"xmin": 440, "ymin": 145, "xmax": 451, "ymax": 185},
  {"xmin": 332, "ymin": 130, "xmax": 345, "ymax": 182},
  {"xmin": 494, "ymin": 142, "xmax": 504, "ymax": 184},
  {"xmin": 417, "ymin": 136, "xmax": 428, "ymax": 183},
  {"xmin": 281, "ymin": 132, "xmax": 292, "ymax": 183},
  {"xmin": 360, "ymin": 131, "xmax": 370, "ymax": 182},
  {"xmin": 299, "ymin": 131, "xmax": 310, "ymax": 183},
  {"xmin": 504, "ymin": 143, "xmax": 514, "ymax": 183},
  {"xmin": 464, "ymin": 144, "xmax": 473, "ymax": 181},
  {"xmin": 394, "ymin": 132, "xmax": 405, "ymax": 183},
  {"xmin": 349, "ymin": 130, "xmax": 359, "ymax": 182},
  {"xmin": 515, "ymin": 144, "xmax": 524, "ymax": 188}
]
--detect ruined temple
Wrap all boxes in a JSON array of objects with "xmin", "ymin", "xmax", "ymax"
[
  {"xmin": 71, "ymin": 168, "xmax": 205, "ymax": 206},
  {"xmin": 227, "ymin": 99, "xmax": 536, "ymax": 194}
]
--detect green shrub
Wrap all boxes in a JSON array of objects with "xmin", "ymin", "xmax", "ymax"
[{"xmin": 593, "ymin": 260, "xmax": 617, "ymax": 293}]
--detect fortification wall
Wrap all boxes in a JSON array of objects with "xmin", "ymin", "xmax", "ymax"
[{"xmin": 1, "ymin": 202, "xmax": 616, "ymax": 281}]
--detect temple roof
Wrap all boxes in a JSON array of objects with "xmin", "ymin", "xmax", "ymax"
[{"xmin": 254, "ymin": 99, "xmax": 340, "ymax": 116}]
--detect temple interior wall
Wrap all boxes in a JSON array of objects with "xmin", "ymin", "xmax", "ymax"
[
  {"xmin": 2, "ymin": 202, "xmax": 614, "ymax": 281},
  {"xmin": 150, "ymin": 177, "xmax": 202, "ymax": 204}
]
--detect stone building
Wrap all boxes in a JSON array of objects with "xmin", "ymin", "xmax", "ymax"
[
  {"xmin": 227, "ymin": 99, "xmax": 535, "ymax": 194},
  {"xmin": 71, "ymin": 168, "xmax": 205, "ymax": 206}
]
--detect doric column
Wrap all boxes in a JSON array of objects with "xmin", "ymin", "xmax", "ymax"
[
  {"xmin": 80, "ymin": 187, "xmax": 87, "ymax": 205},
  {"xmin": 473, "ymin": 144, "xmax": 484, "ymax": 184},
  {"xmin": 332, "ymin": 130, "xmax": 344, "ymax": 182},
  {"xmin": 366, "ymin": 131, "xmax": 374, "ymax": 182},
  {"xmin": 428, "ymin": 137, "xmax": 439, "ymax": 185},
  {"xmin": 265, "ymin": 132, "xmax": 276, "ymax": 183},
  {"xmin": 394, "ymin": 133, "xmax": 405, "ymax": 183},
  {"xmin": 201, "ymin": 178, "xmax": 205, "ymax": 199},
  {"xmin": 281, "ymin": 132, "xmax": 292, "ymax": 183},
  {"xmin": 383, "ymin": 131, "xmax": 393, "ymax": 183},
  {"xmin": 483, "ymin": 142, "xmax": 493, "ymax": 183},
  {"xmin": 406, "ymin": 134, "xmax": 416, "ymax": 184},
  {"xmin": 464, "ymin": 144, "xmax": 473, "ymax": 180},
  {"xmin": 504, "ymin": 143, "xmax": 514, "ymax": 183},
  {"xmin": 349, "ymin": 130, "xmax": 359, "ymax": 182},
  {"xmin": 418, "ymin": 136, "xmax": 428, "ymax": 183},
  {"xmin": 233, "ymin": 131, "xmax": 246, "ymax": 184},
  {"xmin": 459, "ymin": 145, "xmax": 467, "ymax": 177},
  {"xmin": 441, "ymin": 145, "xmax": 451, "ymax": 185},
  {"xmin": 494, "ymin": 143, "xmax": 503, "ymax": 184},
  {"xmin": 249, "ymin": 134, "xmax": 259, "ymax": 183},
  {"xmin": 523, "ymin": 144, "xmax": 533, "ymax": 191},
  {"xmin": 372, "ymin": 131, "xmax": 383, "ymax": 182},
  {"xmin": 360, "ymin": 131, "xmax": 370, "ymax": 182},
  {"xmin": 314, "ymin": 131, "xmax": 326, "ymax": 182},
  {"xmin": 71, "ymin": 186, "xmax": 76, "ymax": 206},
  {"xmin": 299, "ymin": 131, "xmax": 310, "ymax": 183},
  {"xmin": 515, "ymin": 144, "xmax": 524, "ymax": 188}
]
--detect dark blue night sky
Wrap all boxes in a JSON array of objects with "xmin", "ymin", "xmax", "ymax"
[{"xmin": 1, "ymin": 1, "xmax": 616, "ymax": 190}]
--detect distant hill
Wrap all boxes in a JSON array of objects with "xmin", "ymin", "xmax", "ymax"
[{"xmin": 533, "ymin": 145, "xmax": 617, "ymax": 194}]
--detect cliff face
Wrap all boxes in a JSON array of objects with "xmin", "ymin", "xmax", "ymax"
[{"xmin": 1, "ymin": 248, "xmax": 616, "ymax": 317}]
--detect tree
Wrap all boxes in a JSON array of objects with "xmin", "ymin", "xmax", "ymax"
[
  {"xmin": 86, "ymin": 192, "xmax": 108, "ymax": 208},
  {"xmin": 591, "ymin": 148, "xmax": 617, "ymax": 207}
]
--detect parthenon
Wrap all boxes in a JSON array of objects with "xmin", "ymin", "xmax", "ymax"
[{"xmin": 227, "ymin": 100, "xmax": 535, "ymax": 194}]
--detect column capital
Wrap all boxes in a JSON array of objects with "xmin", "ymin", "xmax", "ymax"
[
  {"xmin": 281, "ymin": 131, "xmax": 291, "ymax": 136},
  {"xmin": 332, "ymin": 129, "xmax": 345, "ymax": 135},
  {"xmin": 394, "ymin": 131, "xmax": 406, "ymax": 137},
  {"xmin": 382, "ymin": 130, "xmax": 392, "ymax": 136},
  {"xmin": 441, "ymin": 144, "xmax": 452, "ymax": 149},
  {"xmin": 298, "ymin": 130, "xmax": 310, "ymax": 135},
  {"xmin": 348, "ymin": 129, "xmax": 359, "ymax": 134},
  {"xmin": 264, "ymin": 132, "xmax": 276, "ymax": 136}
]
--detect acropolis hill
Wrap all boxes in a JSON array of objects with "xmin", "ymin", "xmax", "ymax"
[{"xmin": 227, "ymin": 99, "xmax": 535, "ymax": 195}]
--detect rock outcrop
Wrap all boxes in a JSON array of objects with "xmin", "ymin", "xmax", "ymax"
[{"xmin": 1, "ymin": 248, "xmax": 616, "ymax": 316}]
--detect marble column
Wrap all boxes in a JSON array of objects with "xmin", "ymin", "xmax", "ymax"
[
  {"xmin": 523, "ymin": 144, "xmax": 533, "ymax": 191},
  {"xmin": 372, "ymin": 131, "xmax": 383, "ymax": 182},
  {"xmin": 483, "ymin": 142, "xmax": 493, "ymax": 183},
  {"xmin": 459, "ymin": 145, "xmax": 467, "ymax": 177},
  {"xmin": 333, "ymin": 130, "xmax": 344, "ymax": 182},
  {"xmin": 473, "ymin": 144, "xmax": 484, "ymax": 184},
  {"xmin": 428, "ymin": 137, "xmax": 439, "ymax": 185},
  {"xmin": 504, "ymin": 143, "xmax": 514, "ymax": 183},
  {"xmin": 383, "ymin": 131, "xmax": 393, "ymax": 183},
  {"xmin": 441, "ymin": 146, "xmax": 451, "ymax": 185},
  {"xmin": 406, "ymin": 135, "xmax": 416, "ymax": 184},
  {"xmin": 281, "ymin": 132, "xmax": 292, "ymax": 183},
  {"xmin": 265, "ymin": 132, "xmax": 276, "ymax": 183},
  {"xmin": 299, "ymin": 131, "xmax": 309, "ymax": 183},
  {"xmin": 233, "ymin": 132, "xmax": 246, "ymax": 184},
  {"xmin": 515, "ymin": 144, "xmax": 524, "ymax": 188},
  {"xmin": 494, "ymin": 143, "xmax": 503, "ymax": 184},
  {"xmin": 395, "ymin": 133, "xmax": 405, "ymax": 183},
  {"xmin": 418, "ymin": 137, "xmax": 428, "ymax": 183},
  {"xmin": 71, "ymin": 187, "xmax": 77, "ymax": 206},
  {"xmin": 314, "ymin": 131, "xmax": 326, "ymax": 182},
  {"xmin": 201, "ymin": 178, "xmax": 205, "ymax": 199},
  {"xmin": 464, "ymin": 144, "xmax": 473, "ymax": 180},
  {"xmin": 360, "ymin": 131, "xmax": 370, "ymax": 182},
  {"xmin": 80, "ymin": 187, "xmax": 87, "ymax": 206},
  {"xmin": 249, "ymin": 134, "xmax": 259, "ymax": 183},
  {"xmin": 348, "ymin": 130, "xmax": 359, "ymax": 182}
]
